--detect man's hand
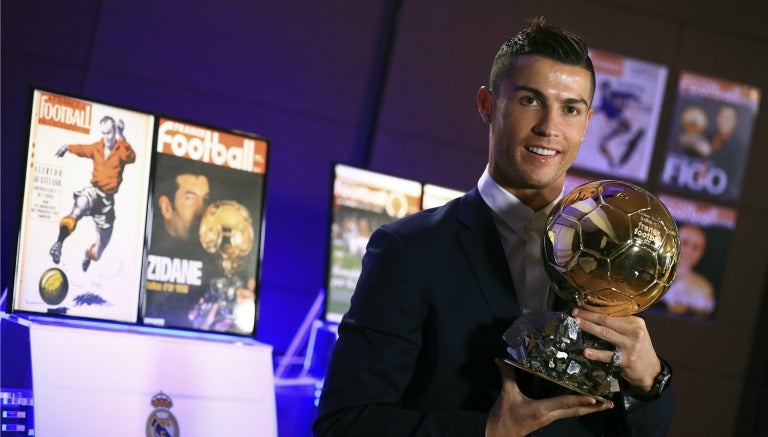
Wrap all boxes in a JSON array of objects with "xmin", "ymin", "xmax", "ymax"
[
  {"xmin": 55, "ymin": 144, "xmax": 68, "ymax": 157},
  {"xmin": 572, "ymin": 308, "xmax": 661, "ymax": 392},
  {"xmin": 236, "ymin": 278, "xmax": 257, "ymax": 303},
  {"xmin": 116, "ymin": 119, "xmax": 126, "ymax": 141},
  {"xmin": 486, "ymin": 358, "xmax": 612, "ymax": 437}
]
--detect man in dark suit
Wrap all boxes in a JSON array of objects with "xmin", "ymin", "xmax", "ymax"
[{"xmin": 314, "ymin": 17, "xmax": 673, "ymax": 436}]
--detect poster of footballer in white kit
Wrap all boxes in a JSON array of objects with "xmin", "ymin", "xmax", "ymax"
[
  {"xmin": 573, "ymin": 49, "xmax": 668, "ymax": 183},
  {"xmin": 12, "ymin": 89, "xmax": 154, "ymax": 323}
]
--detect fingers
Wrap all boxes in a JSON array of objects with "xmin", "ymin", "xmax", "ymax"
[
  {"xmin": 572, "ymin": 308, "xmax": 631, "ymax": 347},
  {"xmin": 572, "ymin": 308, "xmax": 661, "ymax": 388},
  {"xmin": 494, "ymin": 358, "xmax": 517, "ymax": 380},
  {"xmin": 493, "ymin": 358, "xmax": 521, "ymax": 395},
  {"xmin": 488, "ymin": 391, "xmax": 612, "ymax": 436},
  {"xmin": 546, "ymin": 394, "xmax": 613, "ymax": 416},
  {"xmin": 582, "ymin": 347, "xmax": 620, "ymax": 366}
]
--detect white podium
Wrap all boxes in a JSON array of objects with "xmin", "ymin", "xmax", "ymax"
[{"xmin": 24, "ymin": 318, "xmax": 276, "ymax": 436}]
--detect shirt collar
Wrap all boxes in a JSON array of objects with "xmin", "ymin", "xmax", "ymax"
[{"xmin": 477, "ymin": 165, "xmax": 563, "ymax": 235}]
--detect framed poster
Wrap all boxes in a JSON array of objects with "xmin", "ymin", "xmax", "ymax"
[
  {"xmin": 141, "ymin": 117, "xmax": 269, "ymax": 336},
  {"xmin": 12, "ymin": 89, "xmax": 154, "ymax": 323},
  {"xmin": 651, "ymin": 194, "xmax": 737, "ymax": 321},
  {"xmin": 421, "ymin": 183, "xmax": 464, "ymax": 210},
  {"xmin": 323, "ymin": 163, "xmax": 422, "ymax": 323},
  {"xmin": 658, "ymin": 71, "xmax": 761, "ymax": 202},
  {"xmin": 573, "ymin": 49, "xmax": 668, "ymax": 182}
]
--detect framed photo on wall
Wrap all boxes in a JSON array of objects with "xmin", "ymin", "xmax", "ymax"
[
  {"xmin": 12, "ymin": 89, "xmax": 155, "ymax": 323},
  {"xmin": 323, "ymin": 163, "xmax": 422, "ymax": 323},
  {"xmin": 140, "ymin": 117, "xmax": 269, "ymax": 336},
  {"xmin": 650, "ymin": 193, "xmax": 737, "ymax": 321},
  {"xmin": 573, "ymin": 49, "xmax": 668, "ymax": 183},
  {"xmin": 658, "ymin": 71, "xmax": 761, "ymax": 202}
]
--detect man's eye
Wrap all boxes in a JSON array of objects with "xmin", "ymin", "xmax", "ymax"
[
  {"xmin": 520, "ymin": 96, "xmax": 537, "ymax": 106},
  {"xmin": 564, "ymin": 106, "xmax": 580, "ymax": 116}
]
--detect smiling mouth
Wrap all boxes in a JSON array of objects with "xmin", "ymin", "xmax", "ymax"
[{"xmin": 526, "ymin": 146, "xmax": 557, "ymax": 156}]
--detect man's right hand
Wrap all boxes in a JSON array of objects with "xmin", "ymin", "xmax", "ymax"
[
  {"xmin": 485, "ymin": 358, "xmax": 613, "ymax": 437},
  {"xmin": 55, "ymin": 145, "xmax": 68, "ymax": 157}
]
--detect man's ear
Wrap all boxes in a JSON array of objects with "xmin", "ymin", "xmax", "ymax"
[
  {"xmin": 158, "ymin": 195, "xmax": 173, "ymax": 219},
  {"xmin": 477, "ymin": 86, "xmax": 493, "ymax": 124}
]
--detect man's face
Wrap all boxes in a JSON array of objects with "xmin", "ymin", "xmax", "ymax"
[
  {"xmin": 101, "ymin": 119, "xmax": 116, "ymax": 148},
  {"xmin": 482, "ymin": 55, "xmax": 593, "ymax": 198},
  {"xmin": 166, "ymin": 174, "xmax": 210, "ymax": 240},
  {"xmin": 716, "ymin": 106, "xmax": 738, "ymax": 136},
  {"xmin": 679, "ymin": 225, "xmax": 706, "ymax": 272}
]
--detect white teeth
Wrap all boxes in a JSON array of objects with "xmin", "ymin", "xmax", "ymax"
[{"xmin": 527, "ymin": 146, "xmax": 556, "ymax": 156}]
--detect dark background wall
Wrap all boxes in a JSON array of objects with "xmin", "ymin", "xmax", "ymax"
[{"xmin": 2, "ymin": 1, "xmax": 767, "ymax": 435}]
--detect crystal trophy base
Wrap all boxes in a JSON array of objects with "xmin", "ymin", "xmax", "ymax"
[{"xmin": 502, "ymin": 312, "xmax": 619, "ymax": 404}]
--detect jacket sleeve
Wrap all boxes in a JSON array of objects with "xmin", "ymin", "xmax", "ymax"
[
  {"xmin": 622, "ymin": 379, "xmax": 675, "ymax": 436},
  {"xmin": 313, "ymin": 226, "xmax": 488, "ymax": 437}
]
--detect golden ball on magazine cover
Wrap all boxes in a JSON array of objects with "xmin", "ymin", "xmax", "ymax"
[
  {"xmin": 199, "ymin": 200, "xmax": 254, "ymax": 275},
  {"xmin": 39, "ymin": 267, "xmax": 69, "ymax": 305}
]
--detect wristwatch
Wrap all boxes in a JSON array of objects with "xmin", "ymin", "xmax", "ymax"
[
  {"xmin": 644, "ymin": 358, "xmax": 672, "ymax": 398},
  {"xmin": 623, "ymin": 357, "xmax": 672, "ymax": 405}
]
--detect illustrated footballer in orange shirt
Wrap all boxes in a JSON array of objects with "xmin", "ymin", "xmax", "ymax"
[{"xmin": 49, "ymin": 115, "xmax": 136, "ymax": 271}]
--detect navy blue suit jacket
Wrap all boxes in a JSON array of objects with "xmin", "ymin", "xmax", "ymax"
[{"xmin": 314, "ymin": 188, "xmax": 673, "ymax": 436}]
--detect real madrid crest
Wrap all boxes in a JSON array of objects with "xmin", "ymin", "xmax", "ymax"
[{"xmin": 146, "ymin": 391, "xmax": 180, "ymax": 437}]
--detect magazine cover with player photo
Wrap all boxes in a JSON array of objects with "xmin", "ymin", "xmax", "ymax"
[
  {"xmin": 12, "ymin": 89, "xmax": 154, "ymax": 323},
  {"xmin": 658, "ymin": 71, "xmax": 761, "ymax": 202},
  {"xmin": 324, "ymin": 164, "xmax": 422, "ymax": 323},
  {"xmin": 141, "ymin": 118, "xmax": 269, "ymax": 336},
  {"xmin": 573, "ymin": 49, "xmax": 668, "ymax": 183},
  {"xmin": 649, "ymin": 194, "xmax": 737, "ymax": 321},
  {"xmin": 421, "ymin": 183, "xmax": 464, "ymax": 210}
]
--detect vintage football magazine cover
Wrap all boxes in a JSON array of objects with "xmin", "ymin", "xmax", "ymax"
[
  {"xmin": 658, "ymin": 71, "xmax": 761, "ymax": 202},
  {"xmin": 421, "ymin": 183, "xmax": 464, "ymax": 210},
  {"xmin": 13, "ymin": 89, "xmax": 154, "ymax": 323},
  {"xmin": 141, "ymin": 117, "xmax": 269, "ymax": 336},
  {"xmin": 324, "ymin": 164, "xmax": 422, "ymax": 323},
  {"xmin": 650, "ymin": 194, "xmax": 737, "ymax": 321},
  {"xmin": 573, "ymin": 49, "xmax": 668, "ymax": 183}
]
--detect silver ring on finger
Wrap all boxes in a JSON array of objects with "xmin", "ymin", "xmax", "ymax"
[{"xmin": 611, "ymin": 350, "xmax": 622, "ymax": 367}]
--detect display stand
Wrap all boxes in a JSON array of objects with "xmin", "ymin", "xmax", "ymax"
[
  {"xmin": 274, "ymin": 289, "xmax": 339, "ymax": 385},
  {"xmin": 1, "ymin": 313, "xmax": 34, "ymax": 435},
  {"xmin": 1, "ymin": 313, "xmax": 277, "ymax": 436}
]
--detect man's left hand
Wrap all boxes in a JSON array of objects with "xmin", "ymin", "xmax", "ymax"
[{"xmin": 572, "ymin": 308, "xmax": 661, "ymax": 392}]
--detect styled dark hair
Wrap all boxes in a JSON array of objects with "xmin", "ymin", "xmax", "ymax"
[
  {"xmin": 155, "ymin": 156, "xmax": 210, "ymax": 209},
  {"xmin": 489, "ymin": 17, "xmax": 595, "ymax": 102}
]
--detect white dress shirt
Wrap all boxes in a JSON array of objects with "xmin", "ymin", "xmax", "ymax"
[{"xmin": 477, "ymin": 166, "xmax": 562, "ymax": 313}]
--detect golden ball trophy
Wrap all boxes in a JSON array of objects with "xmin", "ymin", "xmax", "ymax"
[
  {"xmin": 503, "ymin": 180, "xmax": 680, "ymax": 402},
  {"xmin": 189, "ymin": 200, "xmax": 255, "ymax": 331}
]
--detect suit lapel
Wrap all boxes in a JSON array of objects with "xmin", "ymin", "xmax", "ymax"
[{"xmin": 456, "ymin": 189, "xmax": 521, "ymax": 319}]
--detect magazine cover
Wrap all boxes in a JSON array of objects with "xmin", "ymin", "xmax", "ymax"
[
  {"xmin": 141, "ymin": 118, "xmax": 269, "ymax": 336},
  {"xmin": 658, "ymin": 71, "xmax": 761, "ymax": 202},
  {"xmin": 421, "ymin": 183, "xmax": 464, "ymax": 210},
  {"xmin": 324, "ymin": 164, "xmax": 422, "ymax": 323},
  {"xmin": 13, "ymin": 89, "xmax": 154, "ymax": 322},
  {"xmin": 650, "ymin": 194, "xmax": 737, "ymax": 321},
  {"xmin": 573, "ymin": 49, "xmax": 668, "ymax": 182}
]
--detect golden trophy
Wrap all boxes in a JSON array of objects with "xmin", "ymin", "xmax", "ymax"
[
  {"xmin": 189, "ymin": 200, "xmax": 255, "ymax": 332},
  {"xmin": 503, "ymin": 180, "xmax": 680, "ymax": 402}
]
